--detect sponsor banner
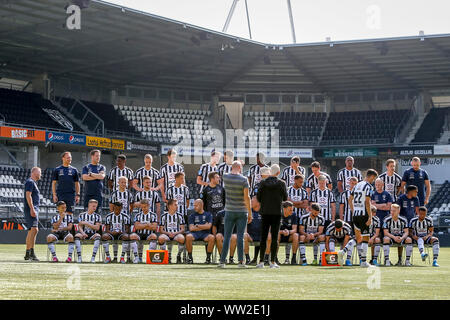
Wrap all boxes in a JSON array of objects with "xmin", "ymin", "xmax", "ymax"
[
  {"xmin": 321, "ymin": 148, "xmax": 378, "ymax": 158},
  {"xmin": 1, "ymin": 220, "xmax": 25, "ymax": 230},
  {"xmin": 46, "ymin": 131, "xmax": 85, "ymax": 145},
  {"xmin": 434, "ymin": 145, "xmax": 450, "ymax": 155},
  {"xmin": 111, "ymin": 139, "xmax": 125, "ymax": 150},
  {"xmin": 86, "ymin": 136, "xmax": 125, "ymax": 150},
  {"xmin": 161, "ymin": 145, "xmax": 313, "ymax": 158},
  {"xmin": 126, "ymin": 141, "xmax": 158, "ymax": 153},
  {"xmin": 0, "ymin": 126, "xmax": 45, "ymax": 141},
  {"xmin": 397, "ymin": 146, "xmax": 434, "ymax": 157}
]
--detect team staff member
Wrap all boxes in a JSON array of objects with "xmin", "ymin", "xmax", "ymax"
[
  {"xmin": 52, "ymin": 151, "xmax": 80, "ymax": 214},
  {"xmin": 256, "ymin": 164, "xmax": 288, "ymax": 269},
  {"xmin": 371, "ymin": 178, "xmax": 393, "ymax": 223},
  {"xmin": 201, "ymin": 172, "xmax": 226, "ymax": 219},
  {"xmin": 218, "ymin": 161, "xmax": 252, "ymax": 268},
  {"xmin": 401, "ymin": 157, "xmax": 431, "ymax": 206},
  {"xmin": 24, "ymin": 167, "xmax": 42, "ymax": 261},
  {"xmin": 82, "ymin": 149, "xmax": 106, "ymax": 213}
]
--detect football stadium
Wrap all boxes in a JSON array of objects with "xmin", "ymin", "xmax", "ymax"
[{"xmin": 0, "ymin": 0, "xmax": 450, "ymax": 304}]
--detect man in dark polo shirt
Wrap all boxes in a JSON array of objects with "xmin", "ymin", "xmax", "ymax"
[
  {"xmin": 24, "ymin": 167, "xmax": 42, "ymax": 261},
  {"xmin": 397, "ymin": 185, "xmax": 420, "ymax": 223},
  {"xmin": 401, "ymin": 157, "xmax": 431, "ymax": 206},
  {"xmin": 52, "ymin": 151, "xmax": 80, "ymax": 214},
  {"xmin": 82, "ymin": 149, "xmax": 106, "ymax": 213},
  {"xmin": 371, "ymin": 178, "xmax": 393, "ymax": 224}
]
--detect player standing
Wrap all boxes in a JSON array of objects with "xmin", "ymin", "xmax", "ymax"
[
  {"xmin": 108, "ymin": 154, "xmax": 133, "ymax": 192},
  {"xmin": 281, "ymin": 156, "xmax": 306, "ymax": 188},
  {"xmin": 247, "ymin": 152, "xmax": 269, "ymax": 197},
  {"xmin": 306, "ymin": 161, "xmax": 332, "ymax": 194},
  {"xmin": 339, "ymin": 177, "xmax": 358, "ymax": 227},
  {"xmin": 309, "ymin": 175, "xmax": 336, "ymax": 230},
  {"xmin": 133, "ymin": 154, "xmax": 162, "ymax": 192},
  {"xmin": 378, "ymin": 159, "xmax": 402, "ymax": 202},
  {"xmin": 217, "ymin": 150, "xmax": 234, "ymax": 186},
  {"xmin": 287, "ymin": 175, "xmax": 309, "ymax": 219},
  {"xmin": 197, "ymin": 151, "xmax": 220, "ymax": 194},
  {"xmin": 349, "ymin": 169, "xmax": 378, "ymax": 267},
  {"xmin": 337, "ymin": 156, "xmax": 363, "ymax": 193},
  {"xmin": 159, "ymin": 149, "xmax": 184, "ymax": 202}
]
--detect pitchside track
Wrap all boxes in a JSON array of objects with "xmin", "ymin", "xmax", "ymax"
[{"xmin": 0, "ymin": 244, "xmax": 449, "ymax": 300}]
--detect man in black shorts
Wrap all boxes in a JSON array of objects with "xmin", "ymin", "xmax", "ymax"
[
  {"xmin": 24, "ymin": 167, "xmax": 41, "ymax": 261},
  {"xmin": 349, "ymin": 169, "xmax": 378, "ymax": 268},
  {"xmin": 102, "ymin": 202, "xmax": 131, "ymax": 264},
  {"xmin": 244, "ymin": 197, "xmax": 271, "ymax": 265},
  {"xmin": 47, "ymin": 201, "xmax": 75, "ymax": 263}
]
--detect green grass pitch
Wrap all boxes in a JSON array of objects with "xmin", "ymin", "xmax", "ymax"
[{"xmin": 0, "ymin": 244, "xmax": 449, "ymax": 300}]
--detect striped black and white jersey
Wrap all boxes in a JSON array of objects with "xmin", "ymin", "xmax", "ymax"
[
  {"xmin": 160, "ymin": 212, "xmax": 185, "ymax": 233},
  {"xmin": 299, "ymin": 214, "xmax": 325, "ymax": 234},
  {"xmin": 160, "ymin": 162, "xmax": 184, "ymax": 192},
  {"xmin": 217, "ymin": 162, "xmax": 232, "ymax": 178},
  {"xmin": 339, "ymin": 189, "xmax": 353, "ymax": 223},
  {"xmin": 281, "ymin": 166, "xmax": 306, "ymax": 188},
  {"xmin": 378, "ymin": 171, "xmax": 402, "ymax": 202},
  {"xmin": 306, "ymin": 172, "xmax": 333, "ymax": 191},
  {"xmin": 309, "ymin": 188, "xmax": 336, "ymax": 221},
  {"xmin": 77, "ymin": 212, "xmax": 102, "ymax": 234},
  {"xmin": 383, "ymin": 216, "xmax": 408, "ymax": 236},
  {"xmin": 409, "ymin": 216, "xmax": 433, "ymax": 237},
  {"xmin": 337, "ymin": 168, "xmax": 363, "ymax": 191},
  {"xmin": 369, "ymin": 215, "xmax": 381, "ymax": 237},
  {"xmin": 133, "ymin": 211, "xmax": 158, "ymax": 236},
  {"xmin": 325, "ymin": 221, "xmax": 352, "ymax": 239},
  {"xmin": 51, "ymin": 214, "xmax": 74, "ymax": 232},
  {"xmin": 134, "ymin": 189, "xmax": 161, "ymax": 213},
  {"xmin": 351, "ymin": 181, "xmax": 374, "ymax": 216},
  {"xmin": 134, "ymin": 166, "xmax": 161, "ymax": 189},
  {"xmin": 287, "ymin": 186, "xmax": 308, "ymax": 217},
  {"xmin": 104, "ymin": 212, "xmax": 131, "ymax": 233},
  {"xmin": 247, "ymin": 164, "xmax": 269, "ymax": 195},
  {"xmin": 108, "ymin": 166, "xmax": 134, "ymax": 191},
  {"xmin": 110, "ymin": 189, "xmax": 134, "ymax": 215},
  {"xmin": 197, "ymin": 163, "xmax": 218, "ymax": 193},
  {"xmin": 166, "ymin": 185, "xmax": 190, "ymax": 215}
]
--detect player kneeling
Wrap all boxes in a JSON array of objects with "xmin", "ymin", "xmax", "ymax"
[
  {"xmin": 278, "ymin": 201, "xmax": 299, "ymax": 265},
  {"xmin": 47, "ymin": 201, "xmax": 75, "ymax": 263},
  {"xmin": 158, "ymin": 199, "xmax": 185, "ymax": 263},
  {"xmin": 74, "ymin": 199, "xmax": 102, "ymax": 263},
  {"xmin": 382, "ymin": 204, "xmax": 413, "ymax": 266},
  {"xmin": 410, "ymin": 206, "xmax": 440, "ymax": 267},
  {"xmin": 327, "ymin": 219, "xmax": 354, "ymax": 267},
  {"xmin": 185, "ymin": 199, "xmax": 215, "ymax": 264},
  {"xmin": 298, "ymin": 203, "xmax": 325, "ymax": 266},
  {"xmin": 129, "ymin": 199, "xmax": 158, "ymax": 264},
  {"xmin": 102, "ymin": 202, "xmax": 132, "ymax": 264}
]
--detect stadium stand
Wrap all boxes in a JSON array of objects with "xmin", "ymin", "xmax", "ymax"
[
  {"xmin": 321, "ymin": 109, "xmax": 409, "ymax": 145},
  {"xmin": 244, "ymin": 111, "xmax": 327, "ymax": 146},
  {"xmin": 58, "ymin": 98, "xmax": 138, "ymax": 136},
  {"xmin": 115, "ymin": 105, "xmax": 215, "ymax": 144},
  {"xmin": 411, "ymin": 107, "xmax": 450, "ymax": 144},
  {"xmin": 429, "ymin": 180, "xmax": 450, "ymax": 216},
  {"xmin": 0, "ymin": 88, "xmax": 82, "ymax": 132}
]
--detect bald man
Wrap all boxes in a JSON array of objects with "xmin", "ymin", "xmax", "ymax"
[
  {"xmin": 186, "ymin": 199, "xmax": 215, "ymax": 264},
  {"xmin": 401, "ymin": 157, "xmax": 431, "ymax": 206}
]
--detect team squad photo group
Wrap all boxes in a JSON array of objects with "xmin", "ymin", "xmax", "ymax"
[{"xmin": 22, "ymin": 148, "xmax": 440, "ymax": 268}]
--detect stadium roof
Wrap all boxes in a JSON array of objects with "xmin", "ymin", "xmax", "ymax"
[{"xmin": 1, "ymin": 0, "xmax": 450, "ymax": 94}]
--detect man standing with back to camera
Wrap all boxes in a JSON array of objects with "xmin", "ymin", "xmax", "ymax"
[{"xmin": 256, "ymin": 164, "xmax": 288, "ymax": 269}]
